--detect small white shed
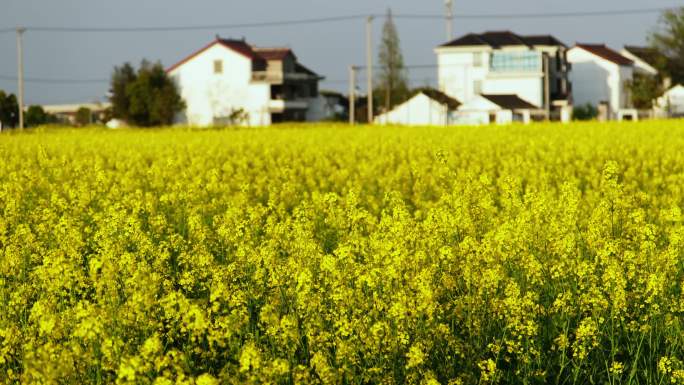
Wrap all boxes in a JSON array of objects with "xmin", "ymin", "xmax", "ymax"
[
  {"xmin": 655, "ymin": 85, "xmax": 684, "ymax": 118},
  {"xmin": 374, "ymin": 89, "xmax": 461, "ymax": 125},
  {"xmin": 454, "ymin": 94, "xmax": 541, "ymax": 125}
]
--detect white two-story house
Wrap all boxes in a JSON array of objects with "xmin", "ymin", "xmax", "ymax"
[
  {"xmin": 567, "ymin": 44, "xmax": 634, "ymax": 117},
  {"xmin": 435, "ymin": 31, "xmax": 571, "ymax": 115},
  {"xmin": 167, "ymin": 37, "xmax": 324, "ymax": 126}
]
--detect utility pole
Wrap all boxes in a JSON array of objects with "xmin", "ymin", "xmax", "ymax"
[
  {"xmin": 349, "ymin": 65, "xmax": 356, "ymax": 125},
  {"xmin": 366, "ymin": 16, "xmax": 374, "ymax": 124},
  {"xmin": 445, "ymin": 0, "xmax": 454, "ymax": 41},
  {"xmin": 16, "ymin": 27, "xmax": 26, "ymax": 131}
]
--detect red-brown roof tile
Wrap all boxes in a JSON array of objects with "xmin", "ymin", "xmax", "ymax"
[
  {"xmin": 253, "ymin": 47, "xmax": 294, "ymax": 61},
  {"xmin": 576, "ymin": 43, "xmax": 633, "ymax": 66},
  {"xmin": 166, "ymin": 38, "xmax": 266, "ymax": 73}
]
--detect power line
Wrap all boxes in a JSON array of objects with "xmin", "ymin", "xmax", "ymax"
[
  {"xmin": 17, "ymin": 15, "xmax": 369, "ymax": 33},
  {"xmin": 394, "ymin": 7, "xmax": 674, "ymax": 20},
  {"xmin": 0, "ymin": 74, "xmax": 108, "ymax": 84},
  {"xmin": 0, "ymin": 59, "xmax": 552, "ymax": 86},
  {"xmin": 0, "ymin": 6, "xmax": 674, "ymax": 34}
]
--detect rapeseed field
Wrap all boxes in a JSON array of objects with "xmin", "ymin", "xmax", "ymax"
[{"xmin": 1, "ymin": 121, "xmax": 684, "ymax": 384}]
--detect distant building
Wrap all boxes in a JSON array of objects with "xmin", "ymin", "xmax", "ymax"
[
  {"xmin": 167, "ymin": 37, "xmax": 324, "ymax": 126},
  {"xmin": 42, "ymin": 102, "xmax": 111, "ymax": 125},
  {"xmin": 567, "ymin": 44, "xmax": 634, "ymax": 118},
  {"xmin": 435, "ymin": 31, "xmax": 571, "ymax": 115},
  {"xmin": 655, "ymin": 85, "xmax": 684, "ymax": 118},
  {"xmin": 455, "ymin": 94, "xmax": 543, "ymax": 125},
  {"xmin": 319, "ymin": 90, "xmax": 349, "ymax": 121},
  {"xmin": 374, "ymin": 89, "xmax": 461, "ymax": 125}
]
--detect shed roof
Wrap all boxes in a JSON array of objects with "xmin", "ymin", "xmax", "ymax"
[
  {"xmin": 419, "ymin": 89, "xmax": 462, "ymax": 109},
  {"xmin": 481, "ymin": 94, "xmax": 539, "ymax": 110}
]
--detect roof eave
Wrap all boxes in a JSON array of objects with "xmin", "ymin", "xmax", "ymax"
[{"xmin": 166, "ymin": 40, "xmax": 221, "ymax": 73}]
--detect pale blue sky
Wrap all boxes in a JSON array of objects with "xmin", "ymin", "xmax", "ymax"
[{"xmin": 0, "ymin": 0, "xmax": 679, "ymax": 104}]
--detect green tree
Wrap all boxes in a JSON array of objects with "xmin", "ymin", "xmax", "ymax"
[
  {"xmin": 0, "ymin": 91, "xmax": 19, "ymax": 128},
  {"xmin": 75, "ymin": 107, "xmax": 92, "ymax": 126},
  {"xmin": 627, "ymin": 74, "xmax": 664, "ymax": 109},
  {"xmin": 110, "ymin": 62, "xmax": 136, "ymax": 122},
  {"xmin": 376, "ymin": 8, "xmax": 409, "ymax": 113},
  {"xmin": 650, "ymin": 7, "xmax": 684, "ymax": 85},
  {"xmin": 25, "ymin": 105, "xmax": 55, "ymax": 127},
  {"xmin": 573, "ymin": 103, "xmax": 598, "ymax": 121},
  {"xmin": 109, "ymin": 60, "xmax": 184, "ymax": 127}
]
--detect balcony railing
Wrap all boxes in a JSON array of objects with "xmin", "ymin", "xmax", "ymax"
[
  {"xmin": 490, "ymin": 52, "xmax": 542, "ymax": 73},
  {"xmin": 253, "ymin": 71, "xmax": 318, "ymax": 83},
  {"xmin": 268, "ymin": 99, "xmax": 309, "ymax": 112}
]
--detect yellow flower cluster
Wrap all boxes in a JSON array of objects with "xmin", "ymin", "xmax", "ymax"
[{"xmin": 1, "ymin": 121, "xmax": 684, "ymax": 384}]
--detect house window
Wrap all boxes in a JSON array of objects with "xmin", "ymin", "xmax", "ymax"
[
  {"xmin": 474, "ymin": 80, "xmax": 483, "ymax": 95},
  {"xmin": 473, "ymin": 53, "xmax": 483, "ymax": 67},
  {"xmin": 213, "ymin": 60, "xmax": 223, "ymax": 74},
  {"xmin": 490, "ymin": 52, "xmax": 541, "ymax": 72}
]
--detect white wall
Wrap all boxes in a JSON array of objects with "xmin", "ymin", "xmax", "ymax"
[
  {"xmin": 568, "ymin": 47, "xmax": 633, "ymax": 116},
  {"xmin": 374, "ymin": 93, "xmax": 449, "ymax": 125},
  {"xmin": 437, "ymin": 48, "xmax": 490, "ymax": 102},
  {"xmin": 305, "ymin": 95, "xmax": 328, "ymax": 121},
  {"xmin": 618, "ymin": 66, "xmax": 634, "ymax": 112},
  {"xmin": 484, "ymin": 76, "xmax": 542, "ymax": 107},
  {"xmin": 495, "ymin": 110, "xmax": 513, "ymax": 124},
  {"xmin": 656, "ymin": 85, "xmax": 684, "ymax": 116},
  {"xmin": 453, "ymin": 95, "xmax": 501, "ymax": 125},
  {"xmin": 169, "ymin": 43, "xmax": 271, "ymax": 126}
]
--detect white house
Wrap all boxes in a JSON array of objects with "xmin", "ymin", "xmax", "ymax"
[
  {"xmin": 435, "ymin": 31, "xmax": 571, "ymax": 114},
  {"xmin": 374, "ymin": 89, "xmax": 461, "ymax": 125},
  {"xmin": 655, "ymin": 85, "xmax": 684, "ymax": 118},
  {"xmin": 454, "ymin": 94, "xmax": 542, "ymax": 125},
  {"xmin": 167, "ymin": 37, "xmax": 324, "ymax": 126},
  {"xmin": 567, "ymin": 44, "xmax": 634, "ymax": 118}
]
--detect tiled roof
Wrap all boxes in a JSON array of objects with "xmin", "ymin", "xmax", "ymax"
[
  {"xmin": 218, "ymin": 39, "xmax": 262, "ymax": 60},
  {"xmin": 575, "ymin": 43, "xmax": 633, "ymax": 66},
  {"xmin": 253, "ymin": 47, "xmax": 294, "ymax": 61},
  {"xmin": 295, "ymin": 62, "xmax": 320, "ymax": 77},
  {"xmin": 441, "ymin": 31, "xmax": 566, "ymax": 48},
  {"xmin": 524, "ymin": 35, "xmax": 567, "ymax": 47},
  {"xmin": 623, "ymin": 45, "xmax": 663, "ymax": 67},
  {"xmin": 167, "ymin": 38, "xmax": 266, "ymax": 72},
  {"xmin": 481, "ymin": 94, "xmax": 539, "ymax": 110},
  {"xmin": 419, "ymin": 89, "xmax": 461, "ymax": 109}
]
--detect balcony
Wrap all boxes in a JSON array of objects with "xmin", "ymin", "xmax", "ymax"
[
  {"xmin": 252, "ymin": 71, "xmax": 318, "ymax": 84},
  {"xmin": 252, "ymin": 71, "xmax": 283, "ymax": 83},
  {"xmin": 268, "ymin": 99, "xmax": 309, "ymax": 112}
]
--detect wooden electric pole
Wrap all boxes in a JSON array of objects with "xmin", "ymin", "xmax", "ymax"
[
  {"xmin": 349, "ymin": 65, "xmax": 357, "ymax": 125},
  {"xmin": 366, "ymin": 16, "xmax": 374, "ymax": 124},
  {"xmin": 445, "ymin": 0, "xmax": 454, "ymax": 41},
  {"xmin": 16, "ymin": 27, "xmax": 26, "ymax": 131}
]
